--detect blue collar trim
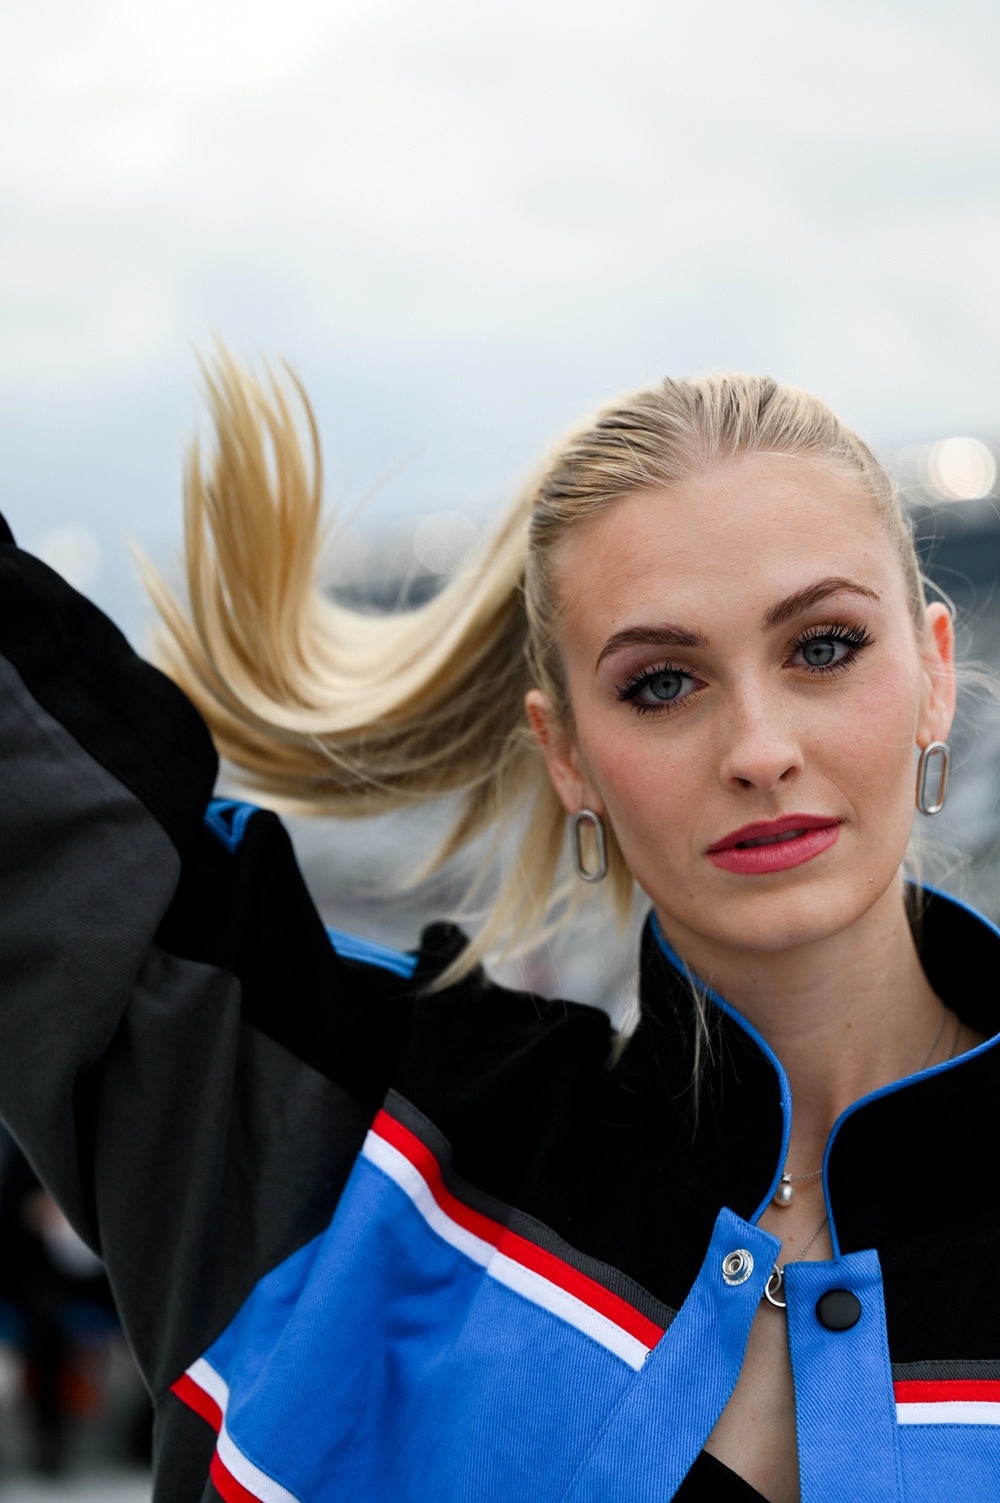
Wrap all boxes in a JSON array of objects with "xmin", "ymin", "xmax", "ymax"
[
  {"xmin": 821, "ymin": 883, "xmax": 1000, "ymax": 1256},
  {"xmin": 649, "ymin": 911, "xmax": 792, "ymax": 1226}
]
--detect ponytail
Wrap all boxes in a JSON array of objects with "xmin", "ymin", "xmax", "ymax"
[{"xmin": 144, "ymin": 352, "xmax": 585, "ymax": 977}]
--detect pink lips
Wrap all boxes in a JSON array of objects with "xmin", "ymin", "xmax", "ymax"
[{"xmin": 707, "ymin": 815, "xmax": 841, "ymax": 875}]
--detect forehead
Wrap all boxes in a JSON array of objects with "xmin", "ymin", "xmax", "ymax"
[{"xmin": 553, "ymin": 455, "xmax": 899, "ymax": 643}]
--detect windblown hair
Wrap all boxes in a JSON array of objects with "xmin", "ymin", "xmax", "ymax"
[{"xmin": 146, "ymin": 354, "xmax": 927, "ymax": 978}]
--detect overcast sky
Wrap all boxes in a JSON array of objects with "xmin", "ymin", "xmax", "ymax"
[{"xmin": 1, "ymin": 0, "xmax": 998, "ymax": 634}]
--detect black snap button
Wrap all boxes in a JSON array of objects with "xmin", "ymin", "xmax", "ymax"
[{"xmin": 816, "ymin": 1288, "xmax": 862, "ymax": 1331}]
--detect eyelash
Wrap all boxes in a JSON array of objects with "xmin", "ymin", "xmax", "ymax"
[
  {"xmin": 615, "ymin": 620, "xmax": 875, "ymax": 716},
  {"xmin": 616, "ymin": 665, "xmax": 698, "ymax": 716},
  {"xmin": 790, "ymin": 621, "xmax": 874, "ymax": 671}
]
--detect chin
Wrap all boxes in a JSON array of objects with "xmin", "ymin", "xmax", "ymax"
[{"xmin": 684, "ymin": 869, "xmax": 894, "ymax": 958}]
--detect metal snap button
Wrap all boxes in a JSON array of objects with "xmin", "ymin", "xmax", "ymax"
[
  {"xmin": 816, "ymin": 1288, "xmax": 862, "ymax": 1330},
  {"xmin": 722, "ymin": 1249, "xmax": 754, "ymax": 1286}
]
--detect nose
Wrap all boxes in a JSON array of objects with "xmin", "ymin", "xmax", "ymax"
[{"xmin": 718, "ymin": 692, "xmax": 803, "ymax": 794}]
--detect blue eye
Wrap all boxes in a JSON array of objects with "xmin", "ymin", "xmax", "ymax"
[
  {"xmin": 617, "ymin": 664, "xmax": 701, "ymax": 714},
  {"xmin": 791, "ymin": 625, "xmax": 872, "ymax": 672},
  {"xmin": 643, "ymin": 669, "xmax": 685, "ymax": 702},
  {"xmin": 801, "ymin": 639, "xmax": 842, "ymax": 667}
]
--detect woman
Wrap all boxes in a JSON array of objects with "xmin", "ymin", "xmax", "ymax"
[{"xmin": 0, "ymin": 365, "xmax": 995, "ymax": 1503}]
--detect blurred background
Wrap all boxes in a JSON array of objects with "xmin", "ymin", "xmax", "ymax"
[{"xmin": 1, "ymin": 0, "xmax": 999, "ymax": 1492}]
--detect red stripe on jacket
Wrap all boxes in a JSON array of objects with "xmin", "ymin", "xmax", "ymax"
[
  {"xmin": 895, "ymin": 1379, "xmax": 1000, "ymax": 1404},
  {"xmin": 210, "ymin": 1451, "xmax": 266, "ymax": 1503},
  {"xmin": 372, "ymin": 1108, "xmax": 666, "ymax": 1349},
  {"xmin": 171, "ymin": 1372, "xmax": 223, "ymax": 1432}
]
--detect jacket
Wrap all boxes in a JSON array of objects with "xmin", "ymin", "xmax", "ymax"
[{"xmin": 1, "ymin": 513, "xmax": 999, "ymax": 1503}]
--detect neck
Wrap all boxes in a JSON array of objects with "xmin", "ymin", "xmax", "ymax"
[{"xmin": 658, "ymin": 883, "xmax": 944, "ymax": 1171}]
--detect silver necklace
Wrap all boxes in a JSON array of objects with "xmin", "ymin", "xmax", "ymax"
[
  {"xmin": 770, "ymin": 1004, "xmax": 952, "ymax": 1210},
  {"xmin": 765, "ymin": 1218, "xmax": 828, "ymax": 1308},
  {"xmin": 764, "ymin": 1008, "xmax": 963, "ymax": 1309}
]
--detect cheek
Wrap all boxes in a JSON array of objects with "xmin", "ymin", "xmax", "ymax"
[
  {"xmin": 576, "ymin": 715, "xmax": 703, "ymax": 870},
  {"xmin": 822, "ymin": 666, "xmax": 920, "ymax": 809}
]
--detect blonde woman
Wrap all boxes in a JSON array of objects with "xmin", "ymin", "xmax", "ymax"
[{"xmin": 0, "ymin": 366, "xmax": 993, "ymax": 1503}]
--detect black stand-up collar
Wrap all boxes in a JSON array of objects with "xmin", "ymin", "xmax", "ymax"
[{"xmin": 634, "ymin": 890, "xmax": 1000, "ymax": 1256}]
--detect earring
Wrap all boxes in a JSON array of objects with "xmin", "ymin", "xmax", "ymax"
[
  {"xmin": 916, "ymin": 740, "xmax": 950, "ymax": 816},
  {"xmin": 570, "ymin": 809, "xmax": 608, "ymax": 883}
]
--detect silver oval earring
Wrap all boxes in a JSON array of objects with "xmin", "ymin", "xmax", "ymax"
[
  {"xmin": 916, "ymin": 740, "xmax": 950, "ymax": 816},
  {"xmin": 570, "ymin": 809, "xmax": 608, "ymax": 883}
]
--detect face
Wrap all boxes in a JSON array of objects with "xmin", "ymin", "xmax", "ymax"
[{"xmin": 526, "ymin": 455, "xmax": 955, "ymax": 968}]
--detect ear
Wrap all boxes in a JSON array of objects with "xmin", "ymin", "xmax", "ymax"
[
  {"xmin": 524, "ymin": 690, "xmax": 604, "ymax": 817},
  {"xmin": 916, "ymin": 602, "xmax": 956, "ymax": 749}
]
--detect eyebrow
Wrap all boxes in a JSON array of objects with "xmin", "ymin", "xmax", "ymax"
[
  {"xmin": 762, "ymin": 576, "xmax": 881, "ymax": 630},
  {"xmin": 594, "ymin": 577, "xmax": 880, "ymax": 672},
  {"xmin": 595, "ymin": 624, "xmax": 708, "ymax": 670}
]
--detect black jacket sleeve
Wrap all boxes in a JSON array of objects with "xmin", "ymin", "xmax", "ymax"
[{"xmin": 0, "ymin": 522, "xmax": 413, "ymax": 1396}]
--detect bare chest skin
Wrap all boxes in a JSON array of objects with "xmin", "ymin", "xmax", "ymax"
[{"xmin": 703, "ymin": 1189, "xmax": 832, "ymax": 1503}]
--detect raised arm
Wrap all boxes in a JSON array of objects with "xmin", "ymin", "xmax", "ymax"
[{"xmin": 0, "ymin": 520, "xmax": 413, "ymax": 1410}]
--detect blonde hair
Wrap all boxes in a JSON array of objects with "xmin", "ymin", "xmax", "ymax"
[{"xmin": 146, "ymin": 355, "xmax": 927, "ymax": 978}]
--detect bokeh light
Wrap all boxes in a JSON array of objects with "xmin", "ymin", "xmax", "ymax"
[{"xmin": 926, "ymin": 436, "xmax": 998, "ymax": 502}]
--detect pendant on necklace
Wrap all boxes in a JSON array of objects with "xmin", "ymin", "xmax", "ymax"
[{"xmin": 773, "ymin": 1174, "xmax": 795, "ymax": 1208}]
